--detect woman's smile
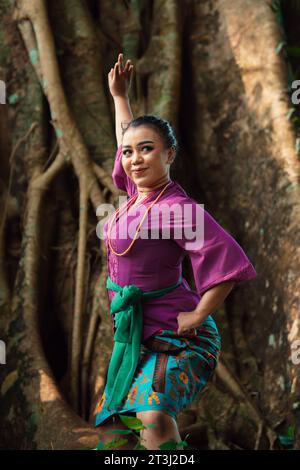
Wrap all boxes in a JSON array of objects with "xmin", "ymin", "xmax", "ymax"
[{"xmin": 132, "ymin": 168, "xmax": 148, "ymax": 176}]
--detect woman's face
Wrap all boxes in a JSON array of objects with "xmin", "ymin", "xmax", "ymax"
[{"xmin": 121, "ymin": 126, "xmax": 175, "ymax": 188}]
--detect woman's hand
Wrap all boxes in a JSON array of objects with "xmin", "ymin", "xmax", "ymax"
[
  {"xmin": 176, "ymin": 310, "xmax": 204, "ymax": 336},
  {"xmin": 108, "ymin": 53, "xmax": 134, "ymax": 99}
]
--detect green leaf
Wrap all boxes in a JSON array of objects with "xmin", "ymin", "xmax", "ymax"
[
  {"xmin": 118, "ymin": 414, "xmax": 147, "ymax": 431},
  {"xmin": 284, "ymin": 182, "xmax": 300, "ymax": 192},
  {"xmin": 270, "ymin": 0, "xmax": 281, "ymax": 12},
  {"xmin": 275, "ymin": 41, "xmax": 287, "ymax": 54},
  {"xmin": 178, "ymin": 440, "xmax": 188, "ymax": 447},
  {"xmin": 278, "ymin": 425, "xmax": 296, "ymax": 448},
  {"xmin": 8, "ymin": 93, "xmax": 20, "ymax": 105},
  {"xmin": 103, "ymin": 428, "xmax": 133, "ymax": 435},
  {"xmin": 159, "ymin": 439, "xmax": 179, "ymax": 450},
  {"xmin": 278, "ymin": 434, "xmax": 294, "ymax": 447},
  {"xmin": 286, "ymin": 108, "xmax": 296, "ymax": 120},
  {"xmin": 103, "ymin": 437, "xmax": 129, "ymax": 450},
  {"xmin": 295, "ymin": 137, "xmax": 300, "ymax": 154},
  {"xmin": 29, "ymin": 48, "xmax": 38, "ymax": 65},
  {"xmin": 269, "ymin": 0, "xmax": 279, "ymax": 13},
  {"xmin": 287, "ymin": 425, "xmax": 296, "ymax": 438},
  {"xmin": 95, "ymin": 440, "xmax": 105, "ymax": 450},
  {"xmin": 55, "ymin": 128, "xmax": 63, "ymax": 138},
  {"xmin": 133, "ymin": 442, "xmax": 148, "ymax": 450},
  {"xmin": 159, "ymin": 439, "xmax": 189, "ymax": 450}
]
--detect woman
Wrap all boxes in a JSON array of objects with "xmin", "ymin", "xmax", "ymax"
[{"xmin": 94, "ymin": 53, "xmax": 258, "ymax": 450}]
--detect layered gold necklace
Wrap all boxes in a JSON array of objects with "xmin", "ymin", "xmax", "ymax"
[{"xmin": 107, "ymin": 181, "xmax": 172, "ymax": 256}]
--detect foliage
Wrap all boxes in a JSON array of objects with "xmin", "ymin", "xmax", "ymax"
[
  {"xmin": 90, "ymin": 415, "xmax": 188, "ymax": 451},
  {"xmin": 278, "ymin": 425, "xmax": 296, "ymax": 449}
]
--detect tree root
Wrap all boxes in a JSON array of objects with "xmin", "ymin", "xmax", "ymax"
[{"xmin": 215, "ymin": 357, "xmax": 277, "ymax": 449}]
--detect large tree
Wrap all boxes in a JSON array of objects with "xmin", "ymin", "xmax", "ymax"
[{"xmin": 1, "ymin": 0, "xmax": 300, "ymax": 450}]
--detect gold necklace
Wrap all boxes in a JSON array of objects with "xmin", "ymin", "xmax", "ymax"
[
  {"xmin": 132, "ymin": 193, "xmax": 148, "ymax": 206},
  {"xmin": 107, "ymin": 181, "xmax": 172, "ymax": 256}
]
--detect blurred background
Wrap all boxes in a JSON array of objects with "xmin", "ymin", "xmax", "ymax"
[{"xmin": 0, "ymin": 0, "xmax": 300, "ymax": 450}]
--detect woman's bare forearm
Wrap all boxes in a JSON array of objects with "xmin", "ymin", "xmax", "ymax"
[
  {"xmin": 194, "ymin": 281, "xmax": 235, "ymax": 324},
  {"xmin": 176, "ymin": 281, "xmax": 235, "ymax": 334},
  {"xmin": 113, "ymin": 96, "xmax": 134, "ymax": 147}
]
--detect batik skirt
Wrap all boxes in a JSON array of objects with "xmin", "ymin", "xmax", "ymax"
[{"xmin": 94, "ymin": 316, "xmax": 221, "ymax": 427}]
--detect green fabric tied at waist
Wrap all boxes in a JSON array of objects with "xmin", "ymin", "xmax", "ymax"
[{"xmin": 105, "ymin": 274, "xmax": 183, "ymax": 411}]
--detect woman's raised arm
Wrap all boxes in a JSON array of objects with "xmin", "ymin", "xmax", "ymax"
[{"xmin": 108, "ymin": 53, "xmax": 134, "ymax": 147}]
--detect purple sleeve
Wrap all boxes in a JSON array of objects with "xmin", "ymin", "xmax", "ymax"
[
  {"xmin": 171, "ymin": 198, "xmax": 258, "ymax": 296},
  {"xmin": 111, "ymin": 144, "xmax": 137, "ymax": 197}
]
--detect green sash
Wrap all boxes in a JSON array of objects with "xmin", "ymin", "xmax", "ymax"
[{"xmin": 105, "ymin": 274, "xmax": 183, "ymax": 410}]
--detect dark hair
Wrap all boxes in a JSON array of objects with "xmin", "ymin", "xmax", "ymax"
[{"xmin": 121, "ymin": 114, "xmax": 180, "ymax": 159}]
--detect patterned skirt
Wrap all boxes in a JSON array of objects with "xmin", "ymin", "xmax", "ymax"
[{"xmin": 94, "ymin": 316, "xmax": 221, "ymax": 427}]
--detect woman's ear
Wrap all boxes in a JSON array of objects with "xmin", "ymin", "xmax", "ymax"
[{"xmin": 167, "ymin": 147, "xmax": 176, "ymax": 164}]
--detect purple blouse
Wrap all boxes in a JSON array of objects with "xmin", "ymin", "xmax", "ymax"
[{"xmin": 103, "ymin": 145, "xmax": 258, "ymax": 341}]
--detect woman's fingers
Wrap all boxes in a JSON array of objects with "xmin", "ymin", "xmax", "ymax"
[
  {"xmin": 118, "ymin": 53, "xmax": 124, "ymax": 73},
  {"xmin": 124, "ymin": 59, "xmax": 131, "ymax": 72},
  {"xmin": 114, "ymin": 61, "xmax": 120, "ymax": 78},
  {"xmin": 109, "ymin": 54, "xmax": 133, "ymax": 79}
]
